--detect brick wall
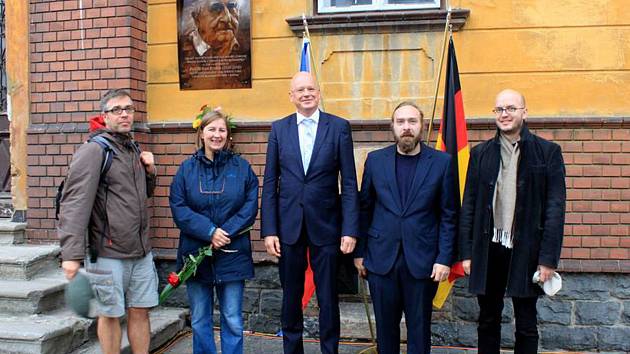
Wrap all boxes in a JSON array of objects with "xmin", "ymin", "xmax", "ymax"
[
  {"xmin": 29, "ymin": 0, "xmax": 147, "ymax": 124},
  {"xmin": 27, "ymin": 0, "xmax": 147, "ymax": 239}
]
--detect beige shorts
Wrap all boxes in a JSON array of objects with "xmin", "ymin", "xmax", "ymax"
[{"xmin": 85, "ymin": 253, "xmax": 159, "ymax": 318}]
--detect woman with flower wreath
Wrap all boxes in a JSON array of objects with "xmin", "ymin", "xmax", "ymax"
[{"xmin": 169, "ymin": 107, "xmax": 258, "ymax": 354}]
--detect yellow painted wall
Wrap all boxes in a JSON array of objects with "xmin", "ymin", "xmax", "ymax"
[{"xmin": 147, "ymin": 0, "xmax": 630, "ymax": 122}]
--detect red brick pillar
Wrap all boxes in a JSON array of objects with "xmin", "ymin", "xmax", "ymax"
[{"xmin": 27, "ymin": 0, "xmax": 148, "ymax": 242}]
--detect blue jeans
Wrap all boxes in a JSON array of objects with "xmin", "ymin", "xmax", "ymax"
[{"xmin": 186, "ymin": 279, "xmax": 245, "ymax": 354}]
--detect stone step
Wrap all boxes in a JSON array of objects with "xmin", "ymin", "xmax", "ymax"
[
  {"xmin": 0, "ymin": 220, "xmax": 26, "ymax": 245},
  {"xmin": 0, "ymin": 273, "xmax": 67, "ymax": 315},
  {"xmin": 70, "ymin": 307, "xmax": 188, "ymax": 354},
  {"xmin": 0, "ymin": 310, "xmax": 93, "ymax": 354},
  {"xmin": 0, "ymin": 245, "xmax": 61, "ymax": 280}
]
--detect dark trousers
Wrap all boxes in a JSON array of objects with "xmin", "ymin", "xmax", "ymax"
[
  {"xmin": 278, "ymin": 230, "xmax": 340, "ymax": 354},
  {"xmin": 477, "ymin": 242, "xmax": 539, "ymax": 354},
  {"xmin": 368, "ymin": 250, "xmax": 438, "ymax": 354}
]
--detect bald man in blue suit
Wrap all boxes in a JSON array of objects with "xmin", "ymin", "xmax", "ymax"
[
  {"xmin": 354, "ymin": 101, "xmax": 457, "ymax": 354},
  {"xmin": 261, "ymin": 72, "xmax": 359, "ymax": 354}
]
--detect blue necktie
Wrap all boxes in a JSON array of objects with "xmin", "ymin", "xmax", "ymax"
[{"xmin": 302, "ymin": 118, "xmax": 316, "ymax": 173}]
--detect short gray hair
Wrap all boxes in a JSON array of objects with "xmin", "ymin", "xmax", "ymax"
[{"xmin": 100, "ymin": 89, "xmax": 132, "ymax": 112}]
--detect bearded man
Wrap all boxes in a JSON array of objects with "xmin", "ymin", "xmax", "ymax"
[{"xmin": 353, "ymin": 101, "xmax": 457, "ymax": 354}]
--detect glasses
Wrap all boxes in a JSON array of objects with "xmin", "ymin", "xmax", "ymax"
[
  {"xmin": 199, "ymin": 177, "xmax": 225, "ymax": 195},
  {"xmin": 105, "ymin": 106, "xmax": 135, "ymax": 115},
  {"xmin": 493, "ymin": 106, "xmax": 525, "ymax": 115}
]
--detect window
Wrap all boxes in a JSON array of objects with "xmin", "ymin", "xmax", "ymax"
[
  {"xmin": 286, "ymin": 0, "xmax": 468, "ymax": 34},
  {"xmin": 318, "ymin": 0, "xmax": 440, "ymax": 13}
]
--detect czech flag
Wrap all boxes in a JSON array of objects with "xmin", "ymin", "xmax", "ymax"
[
  {"xmin": 299, "ymin": 35, "xmax": 316, "ymax": 310},
  {"xmin": 433, "ymin": 36, "xmax": 469, "ymax": 309},
  {"xmin": 300, "ymin": 37, "xmax": 311, "ymax": 73}
]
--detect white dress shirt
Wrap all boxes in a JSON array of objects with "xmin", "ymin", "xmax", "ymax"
[{"xmin": 296, "ymin": 110, "xmax": 320, "ymax": 173}]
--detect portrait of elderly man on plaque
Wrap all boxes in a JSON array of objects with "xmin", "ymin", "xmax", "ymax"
[{"xmin": 177, "ymin": 0, "xmax": 252, "ymax": 90}]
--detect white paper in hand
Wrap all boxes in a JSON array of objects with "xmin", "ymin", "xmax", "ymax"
[{"xmin": 532, "ymin": 270, "xmax": 562, "ymax": 296}]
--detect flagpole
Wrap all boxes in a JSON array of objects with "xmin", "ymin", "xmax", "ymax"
[
  {"xmin": 302, "ymin": 14, "xmax": 325, "ymax": 110},
  {"xmin": 426, "ymin": 6, "xmax": 452, "ymax": 145}
]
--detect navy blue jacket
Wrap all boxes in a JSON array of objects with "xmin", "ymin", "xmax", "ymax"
[
  {"xmin": 261, "ymin": 111, "xmax": 359, "ymax": 245},
  {"xmin": 170, "ymin": 149, "xmax": 258, "ymax": 284},
  {"xmin": 356, "ymin": 144, "xmax": 457, "ymax": 279}
]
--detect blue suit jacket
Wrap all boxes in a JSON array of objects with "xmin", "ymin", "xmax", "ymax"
[
  {"xmin": 261, "ymin": 111, "xmax": 359, "ymax": 246},
  {"xmin": 356, "ymin": 144, "xmax": 457, "ymax": 279}
]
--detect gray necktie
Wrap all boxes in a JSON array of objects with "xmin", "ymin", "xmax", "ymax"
[{"xmin": 302, "ymin": 118, "xmax": 316, "ymax": 173}]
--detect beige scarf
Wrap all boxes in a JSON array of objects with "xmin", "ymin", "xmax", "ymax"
[{"xmin": 492, "ymin": 133, "xmax": 520, "ymax": 248}]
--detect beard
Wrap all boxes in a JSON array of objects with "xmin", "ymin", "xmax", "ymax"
[{"xmin": 395, "ymin": 134, "xmax": 421, "ymax": 154}]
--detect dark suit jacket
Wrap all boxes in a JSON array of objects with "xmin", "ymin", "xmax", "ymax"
[
  {"xmin": 356, "ymin": 144, "xmax": 457, "ymax": 279},
  {"xmin": 261, "ymin": 111, "xmax": 359, "ymax": 246},
  {"xmin": 459, "ymin": 125, "xmax": 566, "ymax": 297}
]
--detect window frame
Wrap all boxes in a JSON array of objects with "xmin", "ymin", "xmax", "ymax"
[
  {"xmin": 317, "ymin": 0, "xmax": 441, "ymax": 14},
  {"xmin": 285, "ymin": 5, "xmax": 469, "ymax": 35}
]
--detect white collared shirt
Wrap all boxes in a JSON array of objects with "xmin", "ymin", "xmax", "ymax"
[
  {"xmin": 297, "ymin": 110, "xmax": 319, "ymax": 173},
  {"xmin": 296, "ymin": 110, "xmax": 320, "ymax": 130}
]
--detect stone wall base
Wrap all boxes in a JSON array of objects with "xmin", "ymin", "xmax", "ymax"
[{"xmin": 156, "ymin": 260, "xmax": 630, "ymax": 352}]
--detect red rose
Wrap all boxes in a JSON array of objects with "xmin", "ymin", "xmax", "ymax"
[{"xmin": 167, "ymin": 272, "xmax": 180, "ymax": 287}]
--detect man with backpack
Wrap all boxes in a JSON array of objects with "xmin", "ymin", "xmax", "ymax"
[{"xmin": 58, "ymin": 89, "xmax": 158, "ymax": 354}]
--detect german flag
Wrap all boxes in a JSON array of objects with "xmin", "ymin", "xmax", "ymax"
[{"xmin": 433, "ymin": 36, "xmax": 469, "ymax": 309}]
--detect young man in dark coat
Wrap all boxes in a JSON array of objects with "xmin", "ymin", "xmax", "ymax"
[{"xmin": 459, "ymin": 89, "xmax": 566, "ymax": 354}]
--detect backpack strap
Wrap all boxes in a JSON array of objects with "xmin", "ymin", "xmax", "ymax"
[
  {"xmin": 131, "ymin": 140, "xmax": 142, "ymax": 155},
  {"xmin": 89, "ymin": 135, "xmax": 117, "ymax": 177},
  {"xmin": 55, "ymin": 181, "xmax": 65, "ymax": 221},
  {"xmin": 86, "ymin": 135, "xmax": 118, "ymax": 263},
  {"xmin": 54, "ymin": 136, "xmax": 117, "ymax": 221}
]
